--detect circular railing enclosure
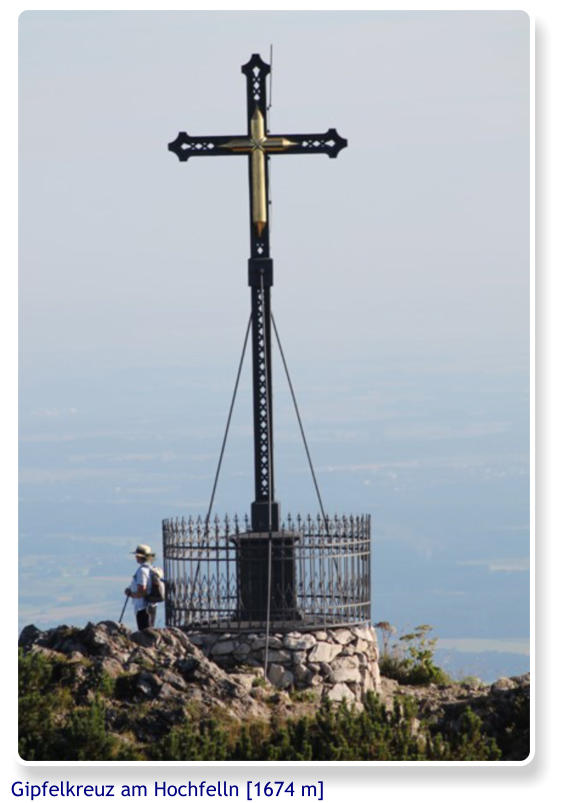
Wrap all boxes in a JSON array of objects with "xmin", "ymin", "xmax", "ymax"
[{"xmin": 162, "ymin": 514, "xmax": 371, "ymax": 633}]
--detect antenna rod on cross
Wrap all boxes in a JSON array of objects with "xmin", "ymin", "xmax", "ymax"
[{"xmin": 168, "ymin": 53, "xmax": 346, "ymax": 620}]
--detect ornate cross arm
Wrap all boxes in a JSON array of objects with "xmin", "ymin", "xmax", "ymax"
[
  {"xmin": 168, "ymin": 126, "xmax": 347, "ymax": 161},
  {"xmin": 168, "ymin": 133, "xmax": 245, "ymax": 161},
  {"xmin": 267, "ymin": 128, "xmax": 347, "ymax": 159}
]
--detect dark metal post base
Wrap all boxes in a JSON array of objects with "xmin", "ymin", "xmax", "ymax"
[
  {"xmin": 251, "ymin": 500, "xmax": 280, "ymax": 532},
  {"xmin": 231, "ymin": 531, "xmax": 299, "ymax": 622}
]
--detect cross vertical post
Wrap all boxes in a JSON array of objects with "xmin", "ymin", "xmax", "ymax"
[
  {"xmin": 242, "ymin": 54, "xmax": 278, "ymax": 534},
  {"xmin": 168, "ymin": 53, "xmax": 347, "ymax": 621}
]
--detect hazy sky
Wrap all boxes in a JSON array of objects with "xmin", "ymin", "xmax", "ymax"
[
  {"xmin": 20, "ymin": 10, "xmax": 528, "ymax": 365},
  {"xmin": 19, "ymin": 11, "xmax": 529, "ymax": 673}
]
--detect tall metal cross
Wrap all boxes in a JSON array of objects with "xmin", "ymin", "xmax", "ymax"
[{"xmin": 168, "ymin": 53, "xmax": 346, "ymax": 535}]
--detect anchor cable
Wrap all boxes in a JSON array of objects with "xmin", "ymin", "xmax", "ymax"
[
  {"xmin": 271, "ymin": 312, "xmax": 330, "ymax": 533},
  {"xmin": 204, "ymin": 313, "xmax": 252, "ymax": 528},
  {"xmin": 272, "ymin": 312, "xmax": 346, "ymax": 610},
  {"xmin": 272, "ymin": 312, "xmax": 346, "ymax": 619},
  {"xmin": 186, "ymin": 313, "xmax": 252, "ymax": 615}
]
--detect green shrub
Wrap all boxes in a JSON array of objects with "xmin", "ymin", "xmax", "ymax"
[
  {"xmin": 151, "ymin": 716, "xmax": 231, "ymax": 761},
  {"xmin": 148, "ymin": 693, "xmax": 500, "ymax": 761},
  {"xmin": 19, "ymin": 649, "xmax": 136, "ymax": 761},
  {"xmin": 376, "ymin": 624, "xmax": 451, "ymax": 685},
  {"xmin": 18, "ymin": 649, "xmax": 60, "ymax": 760},
  {"xmin": 57, "ymin": 699, "xmax": 117, "ymax": 760},
  {"xmin": 426, "ymin": 708, "xmax": 502, "ymax": 761}
]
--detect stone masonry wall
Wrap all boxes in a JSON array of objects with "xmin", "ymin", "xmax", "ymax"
[{"xmin": 187, "ymin": 624, "xmax": 380, "ymax": 703}]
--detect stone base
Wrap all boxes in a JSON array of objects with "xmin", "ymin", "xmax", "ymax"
[{"xmin": 186, "ymin": 624, "xmax": 380, "ymax": 703}]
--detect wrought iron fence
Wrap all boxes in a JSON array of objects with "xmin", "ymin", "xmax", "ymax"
[{"xmin": 162, "ymin": 513, "xmax": 371, "ymax": 632}]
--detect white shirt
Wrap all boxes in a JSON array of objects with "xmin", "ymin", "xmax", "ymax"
[{"xmin": 130, "ymin": 563, "xmax": 152, "ymax": 613}]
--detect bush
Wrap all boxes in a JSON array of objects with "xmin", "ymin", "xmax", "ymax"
[
  {"xmin": 426, "ymin": 708, "xmax": 502, "ymax": 761},
  {"xmin": 18, "ymin": 649, "xmax": 136, "ymax": 760},
  {"xmin": 151, "ymin": 717, "xmax": 232, "ymax": 761},
  {"xmin": 376, "ymin": 623, "xmax": 451, "ymax": 685},
  {"xmin": 18, "ymin": 649, "xmax": 60, "ymax": 760},
  {"xmin": 147, "ymin": 693, "xmax": 500, "ymax": 761}
]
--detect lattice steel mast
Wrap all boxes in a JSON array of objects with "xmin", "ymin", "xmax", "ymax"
[{"xmin": 168, "ymin": 53, "xmax": 347, "ymax": 537}]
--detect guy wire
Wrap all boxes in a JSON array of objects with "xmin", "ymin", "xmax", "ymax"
[{"xmin": 186, "ymin": 313, "xmax": 252, "ymax": 615}]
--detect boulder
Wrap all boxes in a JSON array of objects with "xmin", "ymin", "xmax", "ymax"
[
  {"xmin": 512, "ymin": 673, "xmax": 530, "ymax": 688},
  {"xmin": 80, "ymin": 622, "xmax": 117, "ymax": 656},
  {"xmin": 158, "ymin": 668, "xmax": 188, "ymax": 691},
  {"xmin": 491, "ymin": 677, "xmax": 516, "ymax": 693},
  {"xmin": 135, "ymin": 670, "xmax": 162, "ymax": 699},
  {"xmin": 18, "ymin": 624, "xmax": 42, "ymax": 648},
  {"xmin": 351, "ymin": 625, "xmax": 376, "ymax": 643},
  {"xmin": 174, "ymin": 655, "xmax": 199, "ymax": 678},
  {"xmin": 362, "ymin": 670, "xmax": 378, "ymax": 692},
  {"xmin": 158, "ymin": 682, "xmax": 179, "ymax": 701},
  {"xmin": 309, "ymin": 642, "xmax": 342, "ymax": 663},
  {"xmin": 211, "ymin": 640, "xmax": 235, "ymax": 656},
  {"xmin": 268, "ymin": 664, "xmax": 293, "ymax": 690},
  {"xmin": 187, "ymin": 632, "xmax": 217, "ymax": 650},
  {"xmin": 330, "ymin": 629, "xmax": 355, "ymax": 646},
  {"xmin": 229, "ymin": 673, "xmax": 258, "ymax": 692},
  {"xmin": 100, "ymin": 657, "xmax": 125, "ymax": 678},
  {"xmin": 130, "ymin": 628, "xmax": 160, "ymax": 648},
  {"xmin": 259, "ymin": 649, "xmax": 292, "ymax": 664},
  {"xmin": 326, "ymin": 683, "xmax": 355, "ymax": 703},
  {"xmin": 331, "ymin": 656, "xmax": 361, "ymax": 684},
  {"xmin": 283, "ymin": 633, "xmax": 317, "ymax": 651},
  {"xmin": 250, "ymin": 635, "xmax": 283, "ymax": 649},
  {"xmin": 293, "ymin": 663, "xmax": 313, "ymax": 685}
]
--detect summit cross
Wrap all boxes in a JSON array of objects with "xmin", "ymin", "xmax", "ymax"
[{"xmin": 168, "ymin": 53, "xmax": 347, "ymax": 535}]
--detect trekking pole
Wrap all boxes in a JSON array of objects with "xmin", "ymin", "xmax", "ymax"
[{"xmin": 118, "ymin": 594, "xmax": 129, "ymax": 624}]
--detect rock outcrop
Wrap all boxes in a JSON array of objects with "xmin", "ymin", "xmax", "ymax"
[
  {"xmin": 379, "ymin": 673, "xmax": 530, "ymax": 761},
  {"xmin": 19, "ymin": 621, "xmax": 274, "ymax": 733},
  {"xmin": 18, "ymin": 621, "xmax": 530, "ymax": 760}
]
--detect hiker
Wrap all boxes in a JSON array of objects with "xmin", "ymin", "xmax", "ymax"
[{"xmin": 125, "ymin": 544, "xmax": 158, "ymax": 631}]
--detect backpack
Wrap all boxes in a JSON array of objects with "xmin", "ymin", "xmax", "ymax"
[{"xmin": 145, "ymin": 567, "xmax": 165, "ymax": 603}]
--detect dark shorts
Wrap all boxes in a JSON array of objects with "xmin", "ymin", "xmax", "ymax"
[{"xmin": 136, "ymin": 605, "xmax": 156, "ymax": 631}]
